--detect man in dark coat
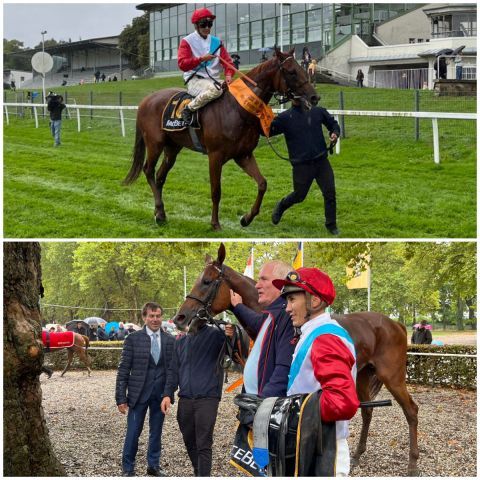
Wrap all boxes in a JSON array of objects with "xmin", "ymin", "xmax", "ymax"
[
  {"xmin": 116, "ymin": 302, "xmax": 175, "ymax": 476},
  {"xmin": 97, "ymin": 324, "xmax": 109, "ymax": 341},
  {"xmin": 160, "ymin": 323, "xmax": 234, "ymax": 476},
  {"xmin": 230, "ymin": 260, "xmax": 295, "ymax": 397},
  {"xmin": 411, "ymin": 320, "xmax": 433, "ymax": 345},
  {"xmin": 268, "ymin": 99, "xmax": 341, "ymax": 235}
]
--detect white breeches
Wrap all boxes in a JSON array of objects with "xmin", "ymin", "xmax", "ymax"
[{"xmin": 186, "ymin": 76, "xmax": 223, "ymax": 110}]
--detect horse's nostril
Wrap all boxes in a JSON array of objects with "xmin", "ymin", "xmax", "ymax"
[
  {"xmin": 174, "ymin": 314, "xmax": 185, "ymax": 326},
  {"xmin": 311, "ymin": 96, "xmax": 319, "ymax": 105}
]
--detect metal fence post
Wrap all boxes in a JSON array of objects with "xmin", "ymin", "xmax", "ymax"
[
  {"xmin": 90, "ymin": 91, "xmax": 93, "ymax": 120},
  {"xmin": 339, "ymin": 91, "xmax": 345, "ymax": 138},
  {"xmin": 414, "ymin": 90, "xmax": 420, "ymax": 141}
]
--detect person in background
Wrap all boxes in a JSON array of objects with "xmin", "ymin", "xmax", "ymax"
[
  {"xmin": 48, "ymin": 327, "xmax": 55, "ymax": 333},
  {"xmin": 231, "ymin": 53, "xmax": 241, "ymax": 70},
  {"xmin": 116, "ymin": 302, "xmax": 175, "ymax": 477},
  {"xmin": 411, "ymin": 320, "xmax": 433, "ymax": 345},
  {"xmin": 109, "ymin": 328, "xmax": 118, "ymax": 341},
  {"xmin": 117, "ymin": 322, "xmax": 127, "ymax": 341},
  {"xmin": 97, "ymin": 323, "xmax": 109, "ymax": 341},
  {"xmin": 47, "ymin": 92, "xmax": 66, "ymax": 147},
  {"xmin": 301, "ymin": 46, "xmax": 312, "ymax": 73},
  {"xmin": 75, "ymin": 321, "xmax": 88, "ymax": 336},
  {"xmin": 454, "ymin": 53, "xmax": 463, "ymax": 80},
  {"xmin": 230, "ymin": 260, "xmax": 295, "ymax": 397},
  {"xmin": 356, "ymin": 69, "xmax": 364, "ymax": 88},
  {"xmin": 273, "ymin": 268, "xmax": 359, "ymax": 476},
  {"xmin": 55, "ymin": 325, "xmax": 64, "ymax": 333}
]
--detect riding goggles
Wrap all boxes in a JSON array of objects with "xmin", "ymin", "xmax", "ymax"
[
  {"xmin": 283, "ymin": 271, "xmax": 327, "ymax": 300},
  {"xmin": 198, "ymin": 20, "xmax": 214, "ymax": 28}
]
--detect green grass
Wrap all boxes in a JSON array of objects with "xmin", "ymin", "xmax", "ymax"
[{"xmin": 4, "ymin": 77, "xmax": 476, "ymax": 239}]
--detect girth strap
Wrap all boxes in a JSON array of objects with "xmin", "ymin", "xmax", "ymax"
[{"xmin": 253, "ymin": 396, "xmax": 278, "ymax": 471}]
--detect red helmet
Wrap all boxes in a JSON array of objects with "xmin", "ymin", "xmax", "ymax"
[
  {"xmin": 191, "ymin": 8, "xmax": 216, "ymax": 24},
  {"xmin": 272, "ymin": 267, "xmax": 336, "ymax": 305}
]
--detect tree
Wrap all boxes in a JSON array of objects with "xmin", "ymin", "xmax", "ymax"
[
  {"xmin": 33, "ymin": 38, "xmax": 59, "ymax": 49},
  {"xmin": 119, "ymin": 13, "xmax": 149, "ymax": 70},
  {"xmin": 3, "ymin": 38, "xmax": 30, "ymax": 70},
  {"xmin": 4, "ymin": 242, "xmax": 65, "ymax": 476}
]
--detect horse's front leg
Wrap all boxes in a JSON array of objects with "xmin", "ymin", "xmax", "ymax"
[
  {"xmin": 208, "ymin": 152, "xmax": 225, "ymax": 230},
  {"xmin": 234, "ymin": 154, "xmax": 267, "ymax": 227}
]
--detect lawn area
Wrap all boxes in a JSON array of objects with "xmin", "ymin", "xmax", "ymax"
[{"xmin": 4, "ymin": 77, "xmax": 476, "ymax": 239}]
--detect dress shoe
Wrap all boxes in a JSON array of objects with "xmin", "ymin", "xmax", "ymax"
[
  {"xmin": 327, "ymin": 225, "xmax": 340, "ymax": 236},
  {"xmin": 147, "ymin": 467, "xmax": 166, "ymax": 477},
  {"xmin": 123, "ymin": 471, "xmax": 135, "ymax": 477},
  {"xmin": 181, "ymin": 106, "xmax": 193, "ymax": 126},
  {"xmin": 271, "ymin": 200, "xmax": 285, "ymax": 225}
]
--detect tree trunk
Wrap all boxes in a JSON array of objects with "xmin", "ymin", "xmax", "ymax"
[
  {"xmin": 456, "ymin": 296, "xmax": 465, "ymax": 331},
  {"xmin": 3, "ymin": 242, "xmax": 66, "ymax": 476}
]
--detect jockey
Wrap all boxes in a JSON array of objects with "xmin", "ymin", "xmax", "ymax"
[
  {"xmin": 178, "ymin": 8, "xmax": 235, "ymax": 125},
  {"xmin": 272, "ymin": 268, "xmax": 360, "ymax": 476}
]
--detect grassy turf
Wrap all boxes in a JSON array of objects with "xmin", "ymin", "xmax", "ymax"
[{"xmin": 4, "ymin": 78, "xmax": 476, "ymax": 239}]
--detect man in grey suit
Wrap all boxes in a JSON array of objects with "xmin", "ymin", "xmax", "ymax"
[{"xmin": 116, "ymin": 302, "xmax": 175, "ymax": 477}]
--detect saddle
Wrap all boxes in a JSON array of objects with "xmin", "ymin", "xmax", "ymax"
[
  {"xmin": 230, "ymin": 392, "xmax": 337, "ymax": 477},
  {"xmin": 42, "ymin": 331, "xmax": 74, "ymax": 351}
]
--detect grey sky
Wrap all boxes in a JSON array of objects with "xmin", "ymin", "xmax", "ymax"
[{"xmin": 4, "ymin": 3, "xmax": 143, "ymax": 48}]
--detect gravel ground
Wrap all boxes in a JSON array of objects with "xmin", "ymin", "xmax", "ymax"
[{"xmin": 41, "ymin": 370, "xmax": 476, "ymax": 477}]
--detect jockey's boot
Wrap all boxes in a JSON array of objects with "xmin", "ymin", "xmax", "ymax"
[{"xmin": 182, "ymin": 105, "xmax": 194, "ymax": 126}]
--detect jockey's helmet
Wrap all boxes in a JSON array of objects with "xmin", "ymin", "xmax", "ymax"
[
  {"xmin": 191, "ymin": 8, "xmax": 216, "ymax": 24},
  {"xmin": 273, "ymin": 267, "xmax": 336, "ymax": 305}
]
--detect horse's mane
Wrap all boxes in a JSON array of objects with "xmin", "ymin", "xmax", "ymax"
[{"xmin": 243, "ymin": 57, "xmax": 279, "ymax": 85}]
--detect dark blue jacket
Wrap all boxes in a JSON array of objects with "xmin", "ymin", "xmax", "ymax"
[
  {"xmin": 269, "ymin": 105, "xmax": 341, "ymax": 164},
  {"xmin": 115, "ymin": 327, "xmax": 175, "ymax": 408},
  {"xmin": 164, "ymin": 325, "xmax": 225, "ymax": 400},
  {"xmin": 232, "ymin": 296, "xmax": 295, "ymax": 397}
]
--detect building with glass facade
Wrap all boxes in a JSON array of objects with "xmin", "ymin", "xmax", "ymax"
[{"xmin": 137, "ymin": 3, "xmax": 422, "ymax": 73}]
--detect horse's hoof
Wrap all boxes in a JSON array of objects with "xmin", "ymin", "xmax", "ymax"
[
  {"xmin": 351, "ymin": 457, "xmax": 360, "ymax": 468},
  {"xmin": 155, "ymin": 215, "xmax": 166, "ymax": 226},
  {"xmin": 212, "ymin": 223, "xmax": 222, "ymax": 231},
  {"xmin": 407, "ymin": 468, "xmax": 420, "ymax": 477},
  {"xmin": 240, "ymin": 214, "xmax": 252, "ymax": 227}
]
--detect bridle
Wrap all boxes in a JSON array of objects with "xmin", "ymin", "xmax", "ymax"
[
  {"xmin": 274, "ymin": 56, "xmax": 311, "ymax": 105},
  {"xmin": 185, "ymin": 263, "xmax": 226, "ymax": 328}
]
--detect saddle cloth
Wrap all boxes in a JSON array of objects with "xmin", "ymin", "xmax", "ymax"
[
  {"xmin": 162, "ymin": 91, "xmax": 201, "ymax": 131},
  {"xmin": 42, "ymin": 331, "xmax": 74, "ymax": 350},
  {"xmin": 230, "ymin": 392, "xmax": 337, "ymax": 477}
]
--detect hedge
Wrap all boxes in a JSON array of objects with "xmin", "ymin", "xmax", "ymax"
[{"xmin": 44, "ymin": 342, "xmax": 477, "ymax": 389}]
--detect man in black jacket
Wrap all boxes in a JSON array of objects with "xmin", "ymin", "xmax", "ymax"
[
  {"xmin": 230, "ymin": 260, "xmax": 295, "ymax": 397},
  {"xmin": 269, "ymin": 100, "xmax": 341, "ymax": 235},
  {"xmin": 161, "ymin": 323, "xmax": 233, "ymax": 476},
  {"xmin": 97, "ymin": 323, "xmax": 109, "ymax": 341},
  {"xmin": 46, "ymin": 92, "xmax": 66, "ymax": 147},
  {"xmin": 116, "ymin": 302, "xmax": 175, "ymax": 477}
]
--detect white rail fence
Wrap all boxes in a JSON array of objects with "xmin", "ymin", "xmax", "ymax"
[{"xmin": 4, "ymin": 103, "xmax": 476, "ymax": 164}]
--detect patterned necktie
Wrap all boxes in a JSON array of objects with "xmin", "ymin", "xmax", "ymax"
[{"xmin": 151, "ymin": 333, "xmax": 160, "ymax": 364}]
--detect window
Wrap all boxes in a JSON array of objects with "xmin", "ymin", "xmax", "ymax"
[
  {"xmin": 163, "ymin": 38, "xmax": 170, "ymax": 60},
  {"xmin": 263, "ymin": 4, "xmax": 275, "ymax": 19},
  {"xmin": 251, "ymin": 20, "xmax": 262, "ymax": 49},
  {"xmin": 238, "ymin": 4, "xmax": 249, "ymax": 23},
  {"xmin": 178, "ymin": 14, "xmax": 187, "ymax": 36},
  {"xmin": 239, "ymin": 23, "xmax": 249, "ymax": 51},
  {"xmin": 250, "ymin": 4, "xmax": 262, "ymax": 21},
  {"xmin": 409, "ymin": 38, "xmax": 415, "ymax": 43},
  {"xmin": 162, "ymin": 16, "xmax": 169, "ymax": 37},
  {"xmin": 263, "ymin": 18, "xmax": 276, "ymax": 48},
  {"xmin": 292, "ymin": 12, "xmax": 306, "ymax": 44},
  {"xmin": 170, "ymin": 15, "xmax": 177, "ymax": 36}
]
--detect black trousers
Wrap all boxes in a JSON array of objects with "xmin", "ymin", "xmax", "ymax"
[
  {"xmin": 177, "ymin": 397, "xmax": 220, "ymax": 476},
  {"xmin": 280, "ymin": 156, "xmax": 336, "ymax": 228}
]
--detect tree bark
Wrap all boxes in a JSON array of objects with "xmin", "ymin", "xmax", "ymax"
[
  {"xmin": 3, "ymin": 242, "xmax": 66, "ymax": 476},
  {"xmin": 456, "ymin": 296, "xmax": 465, "ymax": 331}
]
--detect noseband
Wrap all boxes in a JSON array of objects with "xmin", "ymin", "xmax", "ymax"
[{"xmin": 186, "ymin": 264, "xmax": 225, "ymax": 326}]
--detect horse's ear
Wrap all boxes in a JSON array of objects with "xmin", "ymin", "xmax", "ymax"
[
  {"xmin": 274, "ymin": 45, "xmax": 283, "ymax": 58},
  {"xmin": 288, "ymin": 47, "xmax": 295, "ymax": 57},
  {"xmin": 205, "ymin": 253, "xmax": 213, "ymax": 265},
  {"xmin": 217, "ymin": 243, "xmax": 226, "ymax": 265}
]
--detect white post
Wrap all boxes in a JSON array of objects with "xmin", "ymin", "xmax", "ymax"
[
  {"xmin": 119, "ymin": 108, "xmax": 125, "ymax": 137},
  {"xmin": 41, "ymin": 30, "xmax": 47, "ymax": 117},
  {"xmin": 280, "ymin": 4, "xmax": 283, "ymax": 51},
  {"xmin": 183, "ymin": 266, "xmax": 187, "ymax": 299},
  {"xmin": 367, "ymin": 265, "xmax": 371, "ymax": 311},
  {"xmin": 76, "ymin": 107, "xmax": 81, "ymax": 132},
  {"xmin": 334, "ymin": 115, "xmax": 340, "ymax": 154},
  {"xmin": 432, "ymin": 118, "xmax": 440, "ymax": 164},
  {"xmin": 33, "ymin": 105, "xmax": 39, "ymax": 128},
  {"xmin": 4, "ymin": 105, "xmax": 9, "ymax": 125}
]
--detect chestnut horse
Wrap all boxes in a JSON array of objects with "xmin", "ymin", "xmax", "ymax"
[
  {"xmin": 43, "ymin": 332, "xmax": 92, "ymax": 377},
  {"xmin": 173, "ymin": 244, "xmax": 419, "ymax": 476},
  {"xmin": 124, "ymin": 48, "xmax": 318, "ymax": 230}
]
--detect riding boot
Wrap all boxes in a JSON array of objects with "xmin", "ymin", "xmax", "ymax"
[{"xmin": 182, "ymin": 106, "xmax": 194, "ymax": 126}]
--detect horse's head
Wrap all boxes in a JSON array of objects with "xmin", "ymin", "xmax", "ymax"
[
  {"xmin": 173, "ymin": 243, "xmax": 231, "ymax": 335},
  {"xmin": 273, "ymin": 47, "xmax": 319, "ymax": 110}
]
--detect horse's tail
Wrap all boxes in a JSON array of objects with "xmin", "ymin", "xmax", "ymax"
[
  {"xmin": 123, "ymin": 123, "xmax": 145, "ymax": 185},
  {"xmin": 83, "ymin": 335, "xmax": 90, "ymax": 350}
]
